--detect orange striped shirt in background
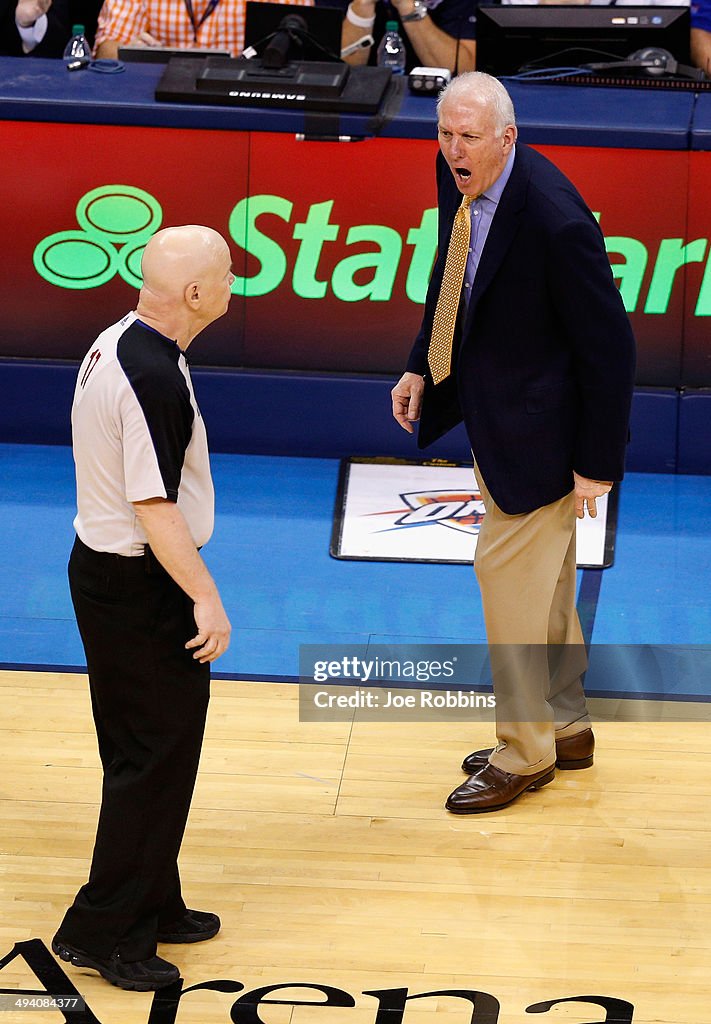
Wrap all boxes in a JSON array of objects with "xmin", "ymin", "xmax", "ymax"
[{"xmin": 95, "ymin": 0, "xmax": 315, "ymax": 58}]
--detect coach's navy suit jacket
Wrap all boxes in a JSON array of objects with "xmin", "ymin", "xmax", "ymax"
[{"xmin": 406, "ymin": 143, "xmax": 636, "ymax": 516}]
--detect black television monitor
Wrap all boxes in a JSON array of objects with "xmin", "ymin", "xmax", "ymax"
[
  {"xmin": 475, "ymin": 5, "xmax": 691, "ymax": 77},
  {"xmin": 243, "ymin": 0, "xmax": 343, "ymax": 62}
]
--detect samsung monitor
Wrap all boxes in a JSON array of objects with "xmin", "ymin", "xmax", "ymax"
[{"xmin": 475, "ymin": 5, "xmax": 691, "ymax": 77}]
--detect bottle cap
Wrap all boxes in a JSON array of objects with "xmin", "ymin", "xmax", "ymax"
[
  {"xmin": 71, "ymin": 24, "xmax": 85, "ymax": 34},
  {"xmin": 385, "ymin": 20, "xmax": 398, "ymax": 31}
]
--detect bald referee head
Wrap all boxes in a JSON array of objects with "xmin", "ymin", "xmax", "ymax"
[{"xmin": 137, "ymin": 225, "xmax": 235, "ymax": 350}]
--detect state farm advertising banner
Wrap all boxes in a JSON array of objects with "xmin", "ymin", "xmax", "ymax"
[{"xmin": 1, "ymin": 120, "xmax": 709, "ymax": 385}]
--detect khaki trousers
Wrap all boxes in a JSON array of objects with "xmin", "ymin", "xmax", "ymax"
[{"xmin": 473, "ymin": 465, "xmax": 591, "ymax": 776}]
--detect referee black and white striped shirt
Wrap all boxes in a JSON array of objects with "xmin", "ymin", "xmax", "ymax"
[{"xmin": 71, "ymin": 311, "xmax": 214, "ymax": 557}]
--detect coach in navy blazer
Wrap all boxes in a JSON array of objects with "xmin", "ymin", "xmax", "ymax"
[
  {"xmin": 405, "ymin": 137, "xmax": 635, "ymax": 516},
  {"xmin": 392, "ymin": 72, "xmax": 635, "ymax": 813}
]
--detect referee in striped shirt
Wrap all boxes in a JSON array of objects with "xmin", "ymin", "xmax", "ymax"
[{"xmin": 52, "ymin": 225, "xmax": 233, "ymax": 992}]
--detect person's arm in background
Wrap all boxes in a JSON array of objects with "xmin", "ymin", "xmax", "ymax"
[
  {"xmin": 94, "ymin": 0, "xmax": 161, "ymax": 59},
  {"xmin": 342, "ymin": 0, "xmax": 475, "ymax": 72},
  {"xmin": 14, "ymin": 0, "xmax": 51, "ymax": 51},
  {"xmin": 1, "ymin": 0, "xmax": 68, "ymax": 55},
  {"xmin": 691, "ymin": 1, "xmax": 711, "ymax": 74},
  {"xmin": 691, "ymin": 28, "xmax": 711, "ymax": 74},
  {"xmin": 340, "ymin": 0, "xmax": 375, "ymax": 66},
  {"xmin": 393, "ymin": 0, "xmax": 475, "ymax": 71}
]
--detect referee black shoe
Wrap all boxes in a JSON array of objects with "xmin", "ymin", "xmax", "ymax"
[
  {"xmin": 51, "ymin": 936, "xmax": 180, "ymax": 991},
  {"xmin": 157, "ymin": 909, "xmax": 221, "ymax": 944}
]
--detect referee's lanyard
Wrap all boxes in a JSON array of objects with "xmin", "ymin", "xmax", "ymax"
[{"xmin": 183, "ymin": 0, "xmax": 222, "ymax": 41}]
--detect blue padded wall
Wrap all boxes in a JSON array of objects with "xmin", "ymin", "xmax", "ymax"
[
  {"xmin": 0, "ymin": 360, "xmax": 706, "ymax": 475},
  {"xmin": 0, "ymin": 361, "xmax": 73, "ymax": 446},
  {"xmin": 678, "ymin": 390, "xmax": 711, "ymax": 474},
  {"xmin": 626, "ymin": 387, "xmax": 678, "ymax": 474}
]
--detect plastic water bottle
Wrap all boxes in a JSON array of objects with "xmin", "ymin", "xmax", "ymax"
[
  {"xmin": 377, "ymin": 21, "xmax": 406, "ymax": 75},
  {"xmin": 63, "ymin": 24, "xmax": 92, "ymax": 68}
]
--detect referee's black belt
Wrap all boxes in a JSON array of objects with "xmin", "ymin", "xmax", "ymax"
[{"xmin": 73, "ymin": 535, "xmax": 166, "ymax": 576}]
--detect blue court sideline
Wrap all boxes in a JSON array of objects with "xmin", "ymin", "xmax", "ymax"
[{"xmin": 1, "ymin": 443, "xmax": 710, "ymax": 697}]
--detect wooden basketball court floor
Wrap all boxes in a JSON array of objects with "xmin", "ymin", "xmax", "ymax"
[{"xmin": 1, "ymin": 667, "xmax": 710, "ymax": 1024}]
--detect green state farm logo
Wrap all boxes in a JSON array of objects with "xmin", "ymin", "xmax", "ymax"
[
  {"xmin": 33, "ymin": 186, "xmax": 162, "ymax": 290},
  {"xmin": 32, "ymin": 186, "xmax": 438, "ymax": 302},
  {"xmin": 32, "ymin": 187, "xmax": 711, "ymax": 315}
]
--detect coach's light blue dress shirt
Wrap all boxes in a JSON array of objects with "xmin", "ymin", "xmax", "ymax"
[{"xmin": 463, "ymin": 145, "xmax": 517, "ymax": 305}]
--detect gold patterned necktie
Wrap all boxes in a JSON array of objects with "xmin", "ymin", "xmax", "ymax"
[{"xmin": 427, "ymin": 194, "xmax": 475, "ymax": 386}]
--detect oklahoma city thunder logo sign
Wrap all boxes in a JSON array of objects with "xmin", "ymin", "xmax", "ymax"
[
  {"xmin": 371, "ymin": 490, "xmax": 486, "ymax": 536},
  {"xmin": 335, "ymin": 461, "xmax": 607, "ymax": 566},
  {"xmin": 334, "ymin": 462, "xmax": 487, "ymax": 563}
]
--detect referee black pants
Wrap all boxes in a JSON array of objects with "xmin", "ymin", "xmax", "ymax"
[{"xmin": 57, "ymin": 537, "xmax": 210, "ymax": 962}]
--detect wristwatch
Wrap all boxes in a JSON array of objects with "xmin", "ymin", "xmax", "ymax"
[{"xmin": 401, "ymin": 0, "xmax": 428, "ymax": 22}]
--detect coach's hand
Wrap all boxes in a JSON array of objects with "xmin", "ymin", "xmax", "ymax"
[
  {"xmin": 392, "ymin": 372, "xmax": 425, "ymax": 434},
  {"xmin": 573, "ymin": 472, "xmax": 612, "ymax": 520}
]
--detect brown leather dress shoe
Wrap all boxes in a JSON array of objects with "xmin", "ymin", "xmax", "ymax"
[
  {"xmin": 446, "ymin": 762, "xmax": 556, "ymax": 814},
  {"xmin": 460, "ymin": 728, "xmax": 595, "ymax": 775}
]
